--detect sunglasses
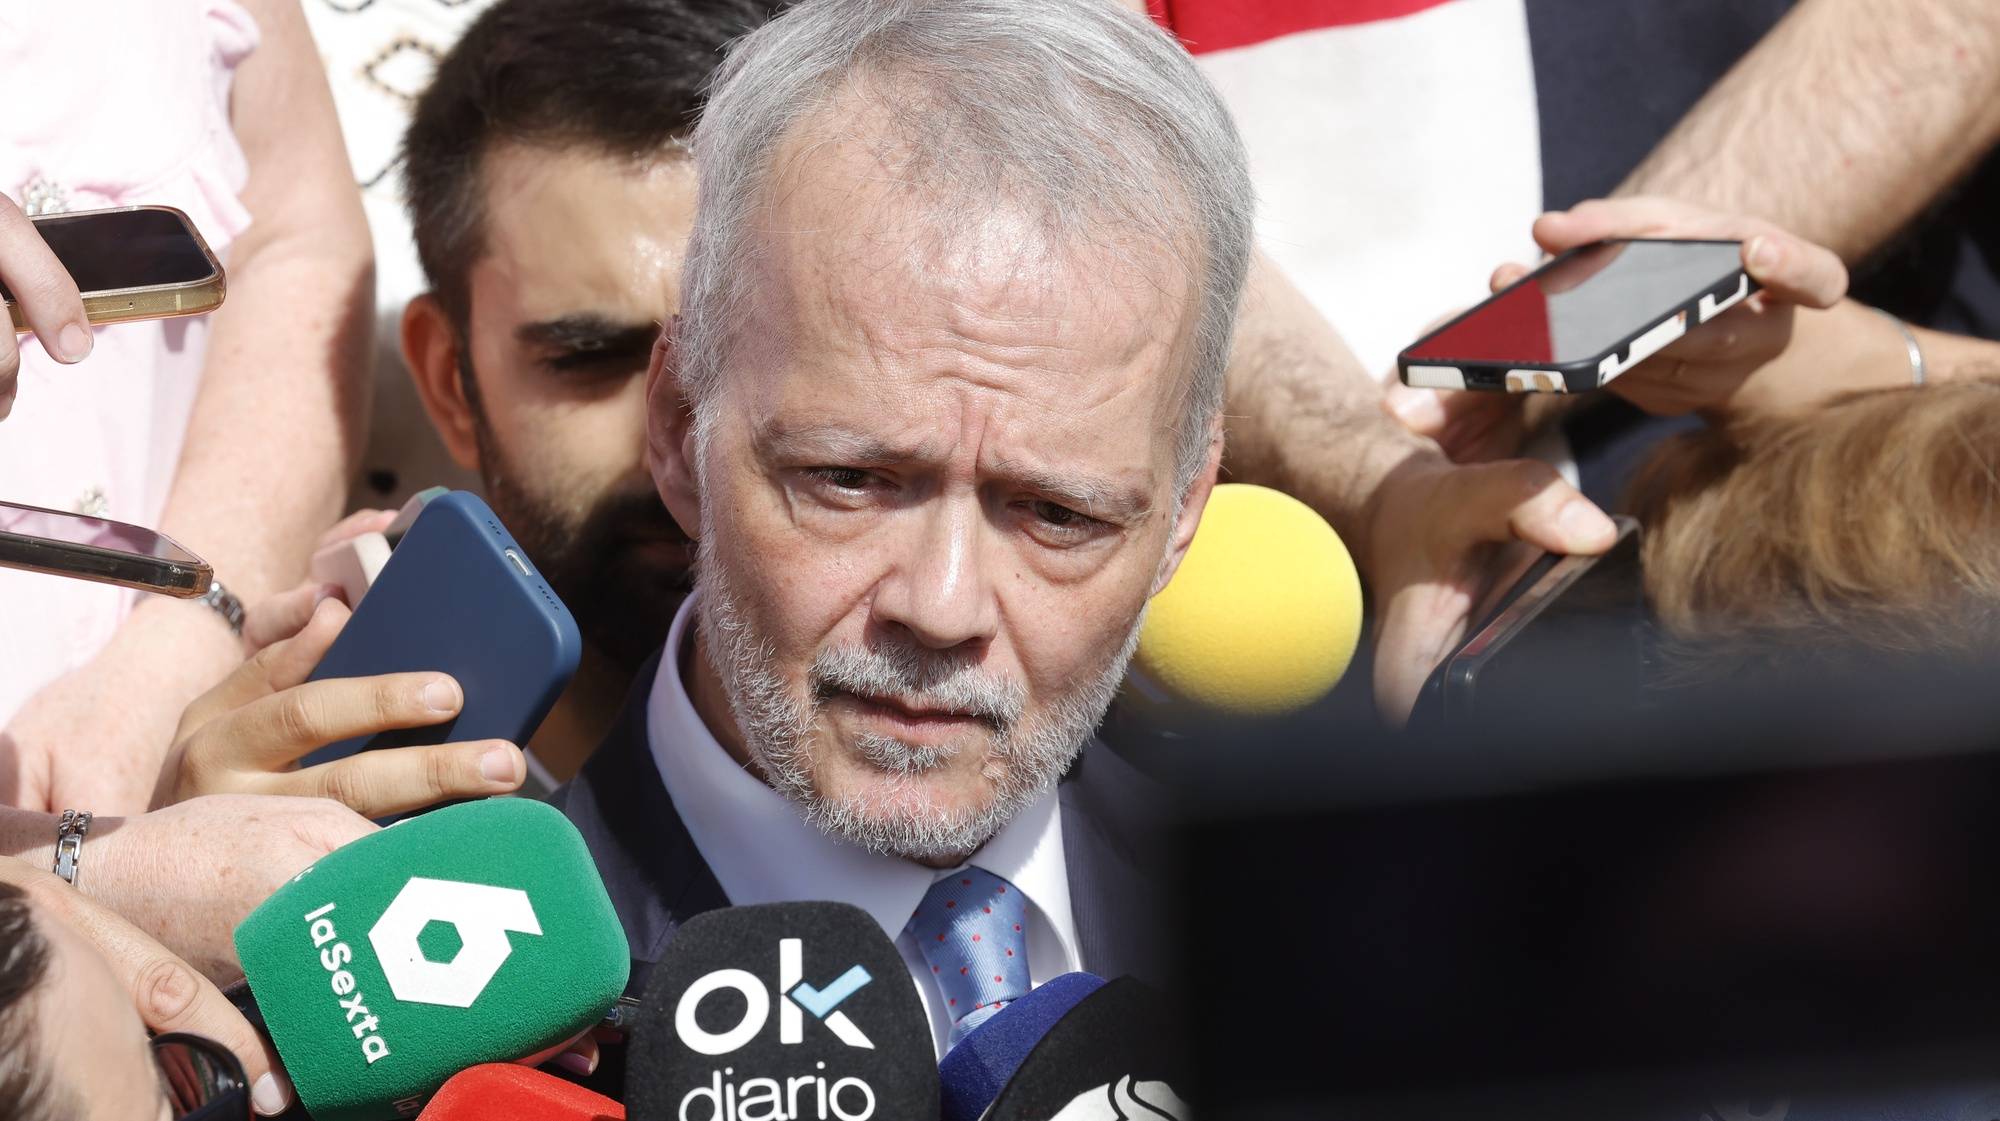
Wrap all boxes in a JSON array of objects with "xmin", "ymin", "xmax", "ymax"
[{"xmin": 151, "ymin": 1033, "xmax": 251, "ymax": 1121}]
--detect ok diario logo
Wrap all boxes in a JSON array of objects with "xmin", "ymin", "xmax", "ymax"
[
  {"xmin": 367, "ymin": 878, "xmax": 543, "ymax": 1008},
  {"xmin": 677, "ymin": 938, "xmax": 875, "ymax": 1055}
]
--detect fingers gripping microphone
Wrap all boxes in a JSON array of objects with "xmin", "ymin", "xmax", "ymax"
[
  {"xmin": 418, "ymin": 1064, "xmax": 625, "ymax": 1120},
  {"xmin": 939, "ymin": 972, "xmax": 1105, "ymax": 1121},
  {"xmin": 982, "ymin": 977, "xmax": 1192, "ymax": 1121},
  {"xmin": 1133, "ymin": 483, "xmax": 1364, "ymax": 715},
  {"xmin": 626, "ymin": 902, "xmax": 938, "ymax": 1121},
  {"xmin": 234, "ymin": 799, "xmax": 630, "ymax": 1121}
]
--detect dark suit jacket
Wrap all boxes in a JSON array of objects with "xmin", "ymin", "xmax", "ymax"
[{"xmin": 552, "ymin": 652, "xmax": 1174, "ymax": 1000}]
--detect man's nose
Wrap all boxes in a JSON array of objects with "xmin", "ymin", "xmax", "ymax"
[{"xmin": 872, "ymin": 500, "xmax": 999, "ymax": 651}]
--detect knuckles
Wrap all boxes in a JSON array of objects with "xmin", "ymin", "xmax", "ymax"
[
  {"xmin": 315, "ymin": 765, "xmax": 373, "ymax": 816},
  {"xmin": 423, "ymin": 748, "xmax": 456, "ymax": 798},
  {"xmin": 15, "ymin": 266, "xmax": 75, "ymax": 310},
  {"xmin": 132, "ymin": 954, "xmax": 205, "ymax": 1029}
]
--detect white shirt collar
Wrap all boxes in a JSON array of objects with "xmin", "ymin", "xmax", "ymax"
[{"xmin": 645, "ymin": 593, "xmax": 1079, "ymax": 960}]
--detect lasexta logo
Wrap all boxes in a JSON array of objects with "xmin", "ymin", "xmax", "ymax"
[{"xmin": 368, "ymin": 877, "xmax": 543, "ymax": 1008}]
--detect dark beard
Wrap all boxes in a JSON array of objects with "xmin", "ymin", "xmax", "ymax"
[{"xmin": 468, "ymin": 411, "xmax": 693, "ymax": 671}]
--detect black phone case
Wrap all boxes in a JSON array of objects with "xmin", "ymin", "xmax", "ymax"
[
  {"xmin": 1409, "ymin": 516, "xmax": 1645, "ymax": 734},
  {"xmin": 301, "ymin": 490, "xmax": 581, "ymax": 777},
  {"xmin": 1398, "ymin": 239, "xmax": 1759, "ymax": 394}
]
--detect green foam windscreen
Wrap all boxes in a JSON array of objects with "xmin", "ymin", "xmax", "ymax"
[{"xmin": 235, "ymin": 799, "xmax": 629, "ymax": 1121}]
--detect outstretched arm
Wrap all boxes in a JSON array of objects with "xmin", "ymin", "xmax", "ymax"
[
  {"xmin": 1620, "ymin": 0, "xmax": 2000, "ymax": 262},
  {"xmin": 1, "ymin": 0, "xmax": 374, "ymax": 812}
]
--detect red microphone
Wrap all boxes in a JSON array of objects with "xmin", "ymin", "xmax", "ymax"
[{"xmin": 417, "ymin": 1064, "xmax": 625, "ymax": 1120}]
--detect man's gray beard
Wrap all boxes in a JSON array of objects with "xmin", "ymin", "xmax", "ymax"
[{"xmin": 694, "ymin": 536, "xmax": 1142, "ymax": 862}]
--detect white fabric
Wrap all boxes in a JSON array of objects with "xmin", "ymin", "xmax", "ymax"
[
  {"xmin": 645, "ymin": 594, "xmax": 1081, "ymax": 1056},
  {"xmin": 302, "ymin": 0, "xmax": 486, "ymax": 512},
  {"xmin": 1193, "ymin": 0, "xmax": 1544, "ymax": 379},
  {"xmin": 0, "ymin": 1, "xmax": 257, "ymax": 727}
]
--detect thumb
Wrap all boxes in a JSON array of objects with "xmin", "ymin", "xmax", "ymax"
[
  {"xmin": 1742, "ymin": 231, "xmax": 1847, "ymax": 308},
  {"xmin": 8, "ymin": 866, "xmax": 294, "ymax": 1115},
  {"xmin": 240, "ymin": 581, "xmax": 346, "ymax": 655},
  {"xmin": 1449, "ymin": 458, "xmax": 1617, "ymax": 555},
  {"xmin": 187, "ymin": 597, "xmax": 351, "ymax": 729}
]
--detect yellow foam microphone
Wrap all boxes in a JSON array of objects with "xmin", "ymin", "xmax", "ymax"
[{"xmin": 1132, "ymin": 483, "xmax": 1364, "ymax": 716}]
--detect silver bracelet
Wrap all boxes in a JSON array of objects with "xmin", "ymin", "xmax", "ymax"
[
  {"xmin": 196, "ymin": 579, "xmax": 246, "ymax": 637},
  {"xmin": 52, "ymin": 810, "xmax": 92, "ymax": 888},
  {"xmin": 1872, "ymin": 307, "xmax": 1927, "ymax": 387}
]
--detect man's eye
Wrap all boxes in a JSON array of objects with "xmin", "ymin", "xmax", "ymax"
[
  {"xmin": 1033, "ymin": 500, "xmax": 1082, "ymax": 527},
  {"xmin": 807, "ymin": 467, "xmax": 873, "ymax": 490},
  {"xmin": 1024, "ymin": 500, "xmax": 1106, "ymax": 543}
]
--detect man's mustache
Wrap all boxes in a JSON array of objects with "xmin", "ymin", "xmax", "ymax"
[{"xmin": 809, "ymin": 643, "xmax": 1026, "ymax": 726}]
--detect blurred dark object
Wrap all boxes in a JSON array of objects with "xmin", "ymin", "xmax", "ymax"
[{"xmin": 1172, "ymin": 640, "xmax": 2000, "ymax": 1120}]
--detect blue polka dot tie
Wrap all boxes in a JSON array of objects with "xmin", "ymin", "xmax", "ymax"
[{"xmin": 908, "ymin": 866, "xmax": 1031, "ymax": 1048}]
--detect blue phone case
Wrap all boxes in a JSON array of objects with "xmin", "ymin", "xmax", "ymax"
[{"xmin": 301, "ymin": 490, "xmax": 581, "ymax": 771}]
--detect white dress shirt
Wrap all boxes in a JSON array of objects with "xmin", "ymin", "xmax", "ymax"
[{"xmin": 645, "ymin": 594, "xmax": 1083, "ymax": 1055}]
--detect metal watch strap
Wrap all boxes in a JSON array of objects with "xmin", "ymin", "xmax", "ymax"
[
  {"xmin": 53, "ymin": 810, "xmax": 92, "ymax": 887},
  {"xmin": 198, "ymin": 579, "xmax": 246, "ymax": 636}
]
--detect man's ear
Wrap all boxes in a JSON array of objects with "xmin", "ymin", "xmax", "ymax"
[
  {"xmin": 401, "ymin": 293, "xmax": 482, "ymax": 472},
  {"xmin": 646, "ymin": 316, "xmax": 702, "ymax": 540},
  {"xmin": 1151, "ymin": 421, "xmax": 1224, "ymax": 597}
]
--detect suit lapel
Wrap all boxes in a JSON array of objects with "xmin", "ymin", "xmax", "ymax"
[
  {"xmin": 552, "ymin": 651, "xmax": 730, "ymax": 986},
  {"xmin": 1059, "ymin": 739, "xmax": 1172, "ymax": 985}
]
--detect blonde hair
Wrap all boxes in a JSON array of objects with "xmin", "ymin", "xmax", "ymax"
[{"xmin": 1630, "ymin": 379, "xmax": 2000, "ymax": 678}]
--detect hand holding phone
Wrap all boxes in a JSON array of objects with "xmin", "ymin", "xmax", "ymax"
[
  {"xmin": 1397, "ymin": 199, "xmax": 1846, "ymax": 408},
  {"xmin": 0, "ymin": 201, "xmax": 225, "ymax": 418},
  {"xmin": 298, "ymin": 490, "xmax": 581, "ymax": 816},
  {"xmin": 0, "ymin": 194, "xmax": 89, "ymax": 415},
  {"xmin": 1504, "ymin": 198, "xmax": 1848, "ymax": 417},
  {"xmin": 1409, "ymin": 516, "xmax": 1646, "ymax": 735},
  {"xmin": 4, "ymin": 204, "xmax": 224, "ymax": 332},
  {"xmin": 153, "ymin": 597, "xmax": 527, "ymax": 818},
  {"xmin": 1400, "ymin": 238, "xmax": 1759, "ymax": 395}
]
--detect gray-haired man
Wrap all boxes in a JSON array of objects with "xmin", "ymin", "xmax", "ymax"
[{"xmin": 556, "ymin": 0, "xmax": 1241, "ymax": 1057}]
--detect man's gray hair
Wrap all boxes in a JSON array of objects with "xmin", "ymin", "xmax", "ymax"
[{"xmin": 676, "ymin": 0, "xmax": 1255, "ymax": 493}]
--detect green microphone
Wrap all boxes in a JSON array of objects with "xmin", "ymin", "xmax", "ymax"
[{"xmin": 234, "ymin": 799, "xmax": 629, "ymax": 1121}]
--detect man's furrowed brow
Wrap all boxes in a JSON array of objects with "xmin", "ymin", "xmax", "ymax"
[
  {"xmin": 999, "ymin": 459, "xmax": 1155, "ymax": 522},
  {"xmin": 756, "ymin": 421, "xmax": 935, "ymax": 463},
  {"xmin": 514, "ymin": 313, "xmax": 661, "ymax": 353}
]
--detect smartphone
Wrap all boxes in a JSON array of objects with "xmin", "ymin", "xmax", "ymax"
[
  {"xmin": 1408, "ymin": 515, "xmax": 1646, "ymax": 733},
  {"xmin": 1398, "ymin": 239, "xmax": 1757, "ymax": 394},
  {"xmin": 300, "ymin": 491, "xmax": 581, "ymax": 793},
  {"xmin": 0, "ymin": 499, "xmax": 211, "ymax": 597},
  {"xmin": 4, "ymin": 205, "xmax": 225, "ymax": 332}
]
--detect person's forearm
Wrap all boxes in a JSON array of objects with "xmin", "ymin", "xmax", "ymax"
[
  {"xmin": 1220, "ymin": 252, "xmax": 1445, "ymax": 574},
  {"xmin": 154, "ymin": 243, "xmax": 372, "ymax": 606},
  {"xmin": 0, "ymin": 809, "xmax": 59, "ymax": 872},
  {"xmin": 154, "ymin": 0, "xmax": 373, "ymax": 611},
  {"xmin": 1724, "ymin": 299, "xmax": 2000, "ymax": 424},
  {"xmin": 1621, "ymin": 0, "xmax": 2000, "ymax": 263}
]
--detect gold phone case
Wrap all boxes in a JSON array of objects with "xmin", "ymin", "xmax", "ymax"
[
  {"xmin": 6, "ymin": 204, "xmax": 226, "ymax": 332},
  {"xmin": 0, "ymin": 505, "xmax": 213, "ymax": 598}
]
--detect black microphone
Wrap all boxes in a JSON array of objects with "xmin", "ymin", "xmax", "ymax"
[
  {"xmin": 980, "ymin": 977, "xmax": 1192, "ymax": 1121},
  {"xmin": 625, "ymin": 902, "xmax": 938, "ymax": 1121}
]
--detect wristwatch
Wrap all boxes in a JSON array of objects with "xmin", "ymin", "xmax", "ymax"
[
  {"xmin": 53, "ymin": 810, "xmax": 92, "ymax": 887},
  {"xmin": 198, "ymin": 579, "xmax": 246, "ymax": 637}
]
